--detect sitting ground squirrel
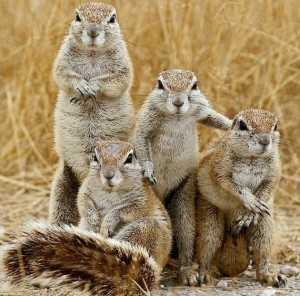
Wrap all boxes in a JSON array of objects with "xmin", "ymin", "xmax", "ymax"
[
  {"xmin": 132, "ymin": 69, "xmax": 232, "ymax": 286},
  {"xmin": 195, "ymin": 109, "xmax": 287, "ymax": 287},
  {"xmin": 2, "ymin": 141, "xmax": 172, "ymax": 295},
  {"xmin": 49, "ymin": 2, "xmax": 133, "ymax": 225}
]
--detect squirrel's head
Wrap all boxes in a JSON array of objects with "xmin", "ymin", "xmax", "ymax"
[
  {"xmin": 150, "ymin": 69, "xmax": 208, "ymax": 116},
  {"xmin": 71, "ymin": 2, "xmax": 120, "ymax": 49},
  {"xmin": 229, "ymin": 109, "xmax": 279, "ymax": 157},
  {"xmin": 92, "ymin": 141, "xmax": 141, "ymax": 188}
]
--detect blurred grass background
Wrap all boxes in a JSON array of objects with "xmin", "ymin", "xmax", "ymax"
[{"xmin": 0, "ymin": 0, "xmax": 299, "ymax": 262}]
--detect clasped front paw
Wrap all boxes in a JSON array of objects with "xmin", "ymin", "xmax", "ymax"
[{"xmin": 70, "ymin": 80, "xmax": 98, "ymax": 104}]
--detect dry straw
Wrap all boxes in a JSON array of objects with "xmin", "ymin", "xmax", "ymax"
[{"xmin": 0, "ymin": 0, "xmax": 299, "ymax": 290}]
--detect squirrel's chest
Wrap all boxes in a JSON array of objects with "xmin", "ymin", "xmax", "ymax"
[
  {"xmin": 231, "ymin": 159, "xmax": 268, "ymax": 192},
  {"xmin": 69, "ymin": 54, "xmax": 112, "ymax": 80},
  {"xmin": 151, "ymin": 118, "xmax": 197, "ymax": 151}
]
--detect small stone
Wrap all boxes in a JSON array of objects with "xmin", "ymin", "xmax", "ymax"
[
  {"xmin": 216, "ymin": 280, "xmax": 228, "ymax": 288},
  {"xmin": 261, "ymin": 288, "xmax": 276, "ymax": 296},
  {"xmin": 160, "ymin": 284, "xmax": 164, "ymax": 289},
  {"xmin": 280, "ymin": 265, "xmax": 299, "ymax": 276}
]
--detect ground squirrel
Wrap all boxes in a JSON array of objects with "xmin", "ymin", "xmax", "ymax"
[
  {"xmin": 2, "ymin": 141, "xmax": 172, "ymax": 295},
  {"xmin": 132, "ymin": 69, "xmax": 232, "ymax": 286},
  {"xmin": 195, "ymin": 109, "xmax": 287, "ymax": 287},
  {"xmin": 49, "ymin": 2, "xmax": 133, "ymax": 225}
]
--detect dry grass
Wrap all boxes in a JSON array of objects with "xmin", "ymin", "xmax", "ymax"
[{"xmin": 0, "ymin": 0, "xmax": 299, "ymax": 276}]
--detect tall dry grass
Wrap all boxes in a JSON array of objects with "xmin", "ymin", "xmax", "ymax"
[{"xmin": 0, "ymin": 0, "xmax": 299, "ymax": 258}]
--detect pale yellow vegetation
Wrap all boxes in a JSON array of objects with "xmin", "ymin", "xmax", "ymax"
[{"xmin": 0, "ymin": 0, "xmax": 299, "ymax": 265}]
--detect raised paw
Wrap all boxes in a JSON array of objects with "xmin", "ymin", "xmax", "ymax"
[
  {"xmin": 179, "ymin": 266, "xmax": 199, "ymax": 287},
  {"xmin": 260, "ymin": 273, "xmax": 287, "ymax": 287},
  {"xmin": 142, "ymin": 161, "xmax": 157, "ymax": 185}
]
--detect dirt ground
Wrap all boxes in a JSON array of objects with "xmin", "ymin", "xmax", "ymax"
[
  {"xmin": 0, "ymin": 262, "xmax": 299, "ymax": 295},
  {"xmin": 0, "ymin": 180, "xmax": 299, "ymax": 295}
]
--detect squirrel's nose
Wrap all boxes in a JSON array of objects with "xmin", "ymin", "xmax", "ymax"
[
  {"xmin": 102, "ymin": 167, "xmax": 116, "ymax": 179},
  {"xmin": 172, "ymin": 98, "xmax": 184, "ymax": 107},
  {"xmin": 258, "ymin": 133, "xmax": 270, "ymax": 145},
  {"xmin": 88, "ymin": 27, "xmax": 99, "ymax": 38}
]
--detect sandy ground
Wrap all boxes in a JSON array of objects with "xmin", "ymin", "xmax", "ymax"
[{"xmin": 0, "ymin": 262, "xmax": 299, "ymax": 295}]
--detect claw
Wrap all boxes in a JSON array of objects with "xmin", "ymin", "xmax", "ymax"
[
  {"xmin": 197, "ymin": 278, "xmax": 202, "ymax": 286},
  {"xmin": 254, "ymin": 203, "xmax": 263, "ymax": 213},
  {"xmin": 278, "ymin": 275, "xmax": 287, "ymax": 286},
  {"xmin": 259, "ymin": 201, "xmax": 268, "ymax": 209},
  {"xmin": 77, "ymin": 87, "xmax": 85, "ymax": 97}
]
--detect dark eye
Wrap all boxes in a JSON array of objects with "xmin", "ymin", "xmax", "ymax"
[
  {"xmin": 274, "ymin": 123, "xmax": 278, "ymax": 131},
  {"xmin": 124, "ymin": 153, "xmax": 133, "ymax": 164},
  {"xmin": 239, "ymin": 120, "xmax": 248, "ymax": 131},
  {"xmin": 192, "ymin": 82, "xmax": 198, "ymax": 90},
  {"xmin": 75, "ymin": 13, "xmax": 81, "ymax": 22},
  {"xmin": 108, "ymin": 14, "xmax": 116, "ymax": 24},
  {"xmin": 157, "ymin": 80, "xmax": 164, "ymax": 90}
]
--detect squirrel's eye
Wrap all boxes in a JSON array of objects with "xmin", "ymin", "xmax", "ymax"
[
  {"xmin": 75, "ymin": 13, "xmax": 81, "ymax": 22},
  {"xmin": 192, "ymin": 82, "xmax": 198, "ymax": 90},
  {"xmin": 108, "ymin": 14, "xmax": 116, "ymax": 24},
  {"xmin": 157, "ymin": 80, "xmax": 164, "ymax": 90},
  {"xmin": 274, "ymin": 123, "xmax": 278, "ymax": 131},
  {"xmin": 124, "ymin": 153, "xmax": 133, "ymax": 164},
  {"xmin": 239, "ymin": 120, "xmax": 248, "ymax": 131}
]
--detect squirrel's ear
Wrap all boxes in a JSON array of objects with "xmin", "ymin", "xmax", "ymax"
[{"xmin": 231, "ymin": 117, "xmax": 237, "ymax": 129}]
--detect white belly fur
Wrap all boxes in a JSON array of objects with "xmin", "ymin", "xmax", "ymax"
[
  {"xmin": 232, "ymin": 158, "xmax": 268, "ymax": 193},
  {"xmin": 151, "ymin": 118, "xmax": 199, "ymax": 199},
  {"xmin": 55, "ymin": 91, "xmax": 132, "ymax": 180}
]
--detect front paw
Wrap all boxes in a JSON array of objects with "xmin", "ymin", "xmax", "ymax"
[
  {"xmin": 99, "ymin": 224, "xmax": 109, "ymax": 238},
  {"xmin": 179, "ymin": 266, "xmax": 199, "ymax": 287},
  {"xmin": 259, "ymin": 273, "xmax": 287, "ymax": 287},
  {"xmin": 142, "ymin": 161, "xmax": 157, "ymax": 185},
  {"xmin": 70, "ymin": 80, "xmax": 96, "ymax": 104},
  {"xmin": 243, "ymin": 196, "xmax": 270, "ymax": 217},
  {"xmin": 232, "ymin": 212, "xmax": 260, "ymax": 235}
]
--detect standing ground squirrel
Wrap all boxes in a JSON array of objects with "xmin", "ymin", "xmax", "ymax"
[
  {"xmin": 49, "ymin": 2, "xmax": 133, "ymax": 225},
  {"xmin": 1, "ymin": 141, "xmax": 172, "ymax": 295},
  {"xmin": 195, "ymin": 109, "xmax": 287, "ymax": 287},
  {"xmin": 132, "ymin": 69, "xmax": 232, "ymax": 286}
]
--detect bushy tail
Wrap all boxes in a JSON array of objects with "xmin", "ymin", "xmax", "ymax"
[
  {"xmin": 215, "ymin": 232, "xmax": 250, "ymax": 276},
  {"xmin": 1, "ymin": 221, "xmax": 160, "ymax": 296}
]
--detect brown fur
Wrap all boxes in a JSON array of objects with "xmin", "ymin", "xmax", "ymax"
[
  {"xmin": 78, "ymin": 141, "xmax": 172, "ymax": 268},
  {"xmin": 2, "ymin": 222, "xmax": 159, "ymax": 296},
  {"xmin": 49, "ymin": 2, "xmax": 133, "ymax": 226},
  {"xmin": 195, "ymin": 109, "xmax": 287, "ymax": 287},
  {"xmin": 77, "ymin": 2, "xmax": 115, "ymax": 23},
  {"xmin": 132, "ymin": 69, "xmax": 232, "ymax": 286},
  {"xmin": 1, "ymin": 141, "xmax": 172, "ymax": 295}
]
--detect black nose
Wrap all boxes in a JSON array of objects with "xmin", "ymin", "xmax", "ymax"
[
  {"xmin": 173, "ymin": 99, "xmax": 184, "ymax": 107},
  {"xmin": 88, "ymin": 28, "xmax": 99, "ymax": 38}
]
